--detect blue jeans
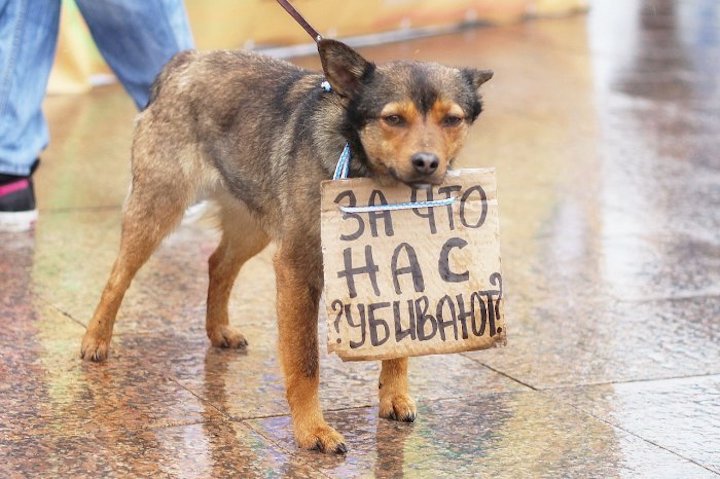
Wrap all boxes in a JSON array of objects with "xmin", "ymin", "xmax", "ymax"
[{"xmin": 0, "ymin": 0, "xmax": 194, "ymax": 176}]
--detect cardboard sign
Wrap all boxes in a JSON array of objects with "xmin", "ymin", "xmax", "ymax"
[{"xmin": 321, "ymin": 169, "xmax": 505, "ymax": 361}]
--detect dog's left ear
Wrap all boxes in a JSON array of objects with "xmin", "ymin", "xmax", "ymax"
[
  {"xmin": 462, "ymin": 68, "xmax": 494, "ymax": 91},
  {"xmin": 318, "ymin": 39, "xmax": 374, "ymax": 98}
]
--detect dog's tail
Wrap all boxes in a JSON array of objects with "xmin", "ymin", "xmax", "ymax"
[{"xmin": 145, "ymin": 50, "xmax": 195, "ymax": 110}]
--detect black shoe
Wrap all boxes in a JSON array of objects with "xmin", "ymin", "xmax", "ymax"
[{"xmin": 0, "ymin": 175, "xmax": 38, "ymax": 232}]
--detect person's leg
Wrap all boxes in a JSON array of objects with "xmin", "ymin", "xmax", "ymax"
[
  {"xmin": 0, "ymin": 0, "xmax": 60, "ymax": 176},
  {"xmin": 75, "ymin": 0, "xmax": 193, "ymax": 109},
  {"xmin": 0, "ymin": 0, "xmax": 61, "ymax": 231}
]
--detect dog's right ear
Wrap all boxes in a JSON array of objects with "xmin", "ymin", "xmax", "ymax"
[{"xmin": 318, "ymin": 39, "xmax": 374, "ymax": 98}]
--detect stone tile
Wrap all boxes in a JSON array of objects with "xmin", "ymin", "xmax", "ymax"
[
  {"xmin": 591, "ymin": 96, "xmax": 720, "ymax": 242},
  {"xmin": 316, "ymin": 307, "xmax": 527, "ymax": 403},
  {"xmin": 331, "ymin": 352, "xmax": 526, "ymax": 405},
  {"xmin": 505, "ymin": 232, "xmax": 720, "ymax": 303},
  {"xmin": 122, "ymin": 321, "xmax": 522, "ymax": 421},
  {"xmin": 1, "ymin": 230, "xmax": 39, "ymax": 317},
  {"xmin": 464, "ymin": 295, "xmax": 720, "ymax": 388},
  {"xmin": 23, "ymin": 209, "xmax": 279, "ymax": 338},
  {"xmin": 551, "ymin": 375, "xmax": 720, "ymax": 474},
  {"xmin": 249, "ymin": 393, "xmax": 716, "ymax": 478},
  {"xmin": 27, "ymin": 210, "xmax": 219, "ymax": 335},
  {"xmin": 0, "ymin": 331, "xmax": 223, "ymax": 441},
  {"xmin": 87, "ymin": 329, "xmax": 377, "ymax": 420},
  {"xmin": 0, "ymin": 421, "xmax": 325, "ymax": 479},
  {"xmin": 0, "ymin": 300, "xmax": 84, "ymax": 348}
]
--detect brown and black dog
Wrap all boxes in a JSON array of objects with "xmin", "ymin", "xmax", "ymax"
[{"xmin": 81, "ymin": 39, "xmax": 492, "ymax": 453}]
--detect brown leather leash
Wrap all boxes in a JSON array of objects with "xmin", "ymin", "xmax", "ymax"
[{"xmin": 275, "ymin": 0, "xmax": 323, "ymax": 43}]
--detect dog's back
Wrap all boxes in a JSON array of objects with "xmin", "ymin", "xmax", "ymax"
[{"xmin": 138, "ymin": 49, "xmax": 343, "ymax": 227}]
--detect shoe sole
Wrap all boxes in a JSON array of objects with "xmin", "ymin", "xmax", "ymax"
[{"xmin": 0, "ymin": 209, "xmax": 38, "ymax": 232}]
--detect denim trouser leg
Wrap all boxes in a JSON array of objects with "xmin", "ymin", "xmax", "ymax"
[
  {"xmin": 0, "ymin": 0, "xmax": 61, "ymax": 176},
  {"xmin": 0, "ymin": 0, "xmax": 193, "ymax": 176},
  {"xmin": 75, "ymin": 0, "xmax": 194, "ymax": 109}
]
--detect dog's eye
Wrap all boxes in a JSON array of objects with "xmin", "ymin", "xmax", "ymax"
[
  {"xmin": 442, "ymin": 115, "xmax": 464, "ymax": 127},
  {"xmin": 382, "ymin": 114, "xmax": 406, "ymax": 127}
]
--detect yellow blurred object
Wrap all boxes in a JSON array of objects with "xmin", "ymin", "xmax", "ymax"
[
  {"xmin": 48, "ymin": 0, "xmax": 588, "ymax": 95},
  {"xmin": 185, "ymin": 0, "xmax": 540, "ymax": 50},
  {"xmin": 532, "ymin": 0, "xmax": 588, "ymax": 17}
]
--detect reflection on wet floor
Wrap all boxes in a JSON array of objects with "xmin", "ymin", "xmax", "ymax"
[{"xmin": 2, "ymin": 0, "xmax": 719, "ymax": 477}]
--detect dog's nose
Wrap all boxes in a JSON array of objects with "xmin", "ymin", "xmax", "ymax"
[{"xmin": 411, "ymin": 152, "xmax": 439, "ymax": 175}]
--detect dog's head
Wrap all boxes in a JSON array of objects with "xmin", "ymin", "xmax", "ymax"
[{"xmin": 319, "ymin": 39, "xmax": 492, "ymax": 186}]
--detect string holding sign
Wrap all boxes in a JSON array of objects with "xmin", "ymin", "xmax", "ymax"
[{"xmin": 339, "ymin": 196, "xmax": 456, "ymax": 214}]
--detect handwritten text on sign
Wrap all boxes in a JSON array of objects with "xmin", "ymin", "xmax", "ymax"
[{"xmin": 321, "ymin": 169, "xmax": 505, "ymax": 361}]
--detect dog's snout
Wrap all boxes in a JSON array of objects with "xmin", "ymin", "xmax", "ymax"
[{"xmin": 411, "ymin": 152, "xmax": 439, "ymax": 175}]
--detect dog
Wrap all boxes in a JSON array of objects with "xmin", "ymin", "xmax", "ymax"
[{"xmin": 80, "ymin": 39, "xmax": 492, "ymax": 453}]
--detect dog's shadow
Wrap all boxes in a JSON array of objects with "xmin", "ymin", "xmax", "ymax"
[
  {"xmin": 199, "ymin": 345, "xmax": 414, "ymax": 477},
  {"xmin": 198, "ymin": 346, "xmax": 267, "ymax": 478},
  {"xmin": 373, "ymin": 414, "xmax": 415, "ymax": 477},
  {"xmin": 281, "ymin": 405, "xmax": 415, "ymax": 477}
]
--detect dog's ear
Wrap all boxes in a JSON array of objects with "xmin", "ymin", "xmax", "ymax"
[
  {"xmin": 462, "ymin": 68, "xmax": 494, "ymax": 91},
  {"xmin": 318, "ymin": 39, "xmax": 374, "ymax": 98},
  {"xmin": 461, "ymin": 68, "xmax": 493, "ymax": 122}
]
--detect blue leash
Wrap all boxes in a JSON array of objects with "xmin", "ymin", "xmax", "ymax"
[{"xmin": 322, "ymin": 81, "xmax": 456, "ymax": 213}]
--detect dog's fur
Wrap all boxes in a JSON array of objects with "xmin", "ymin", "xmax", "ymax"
[{"xmin": 81, "ymin": 40, "xmax": 492, "ymax": 453}]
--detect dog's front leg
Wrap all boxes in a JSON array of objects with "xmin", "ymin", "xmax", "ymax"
[
  {"xmin": 273, "ymin": 244, "xmax": 346, "ymax": 454},
  {"xmin": 379, "ymin": 358, "xmax": 416, "ymax": 422}
]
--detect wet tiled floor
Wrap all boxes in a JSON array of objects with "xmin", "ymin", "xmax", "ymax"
[{"xmin": 2, "ymin": 1, "xmax": 719, "ymax": 477}]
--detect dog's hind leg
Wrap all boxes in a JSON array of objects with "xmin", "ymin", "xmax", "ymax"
[
  {"xmin": 379, "ymin": 358, "xmax": 417, "ymax": 422},
  {"xmin": 81, "ymin": 137, "xmax": 195, "ymax": 361},
  {"xmin": 206, "ymin": 199, "xmax": 269, "ymax": 348}
]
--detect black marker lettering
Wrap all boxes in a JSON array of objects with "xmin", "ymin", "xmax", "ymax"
[
  {"xmin": 470, "ymin": 291, "xmax": 487, "ymax": 336},
  {"xmin": 331, "ymin": 299, "xmax": 343, "ymax": 337},
  {"xmin": 455, "ymin": 293, "xmax": 472, "ymax": 339},
  {"xmin": 334, "ymin": 190, "xmax": 365, "ymax": 241},
  {"xmin": 415, "ymin": 296, "xmax": 438, "ymax": 341},
  {"xmin": 393, "ymin": 300, "xmax": 416, "ymax": 342},
  {"xmin": 411, "ymin": 187, "xmax": 437, "ymax": 234},
  {"xmin": 368, "ymin": 190, "xmax": 394, "ymax": 237},
  {"xmin": 489, "ymin": 273, "xmax": 503, "ymax": 335},
  {"xmin": 438, "ymin": 184, "xmax": 462, "ymax": 230},
  {"xmin": 391, "ymin": 242, "xmax": 425, "ymax": 294},
  {"xmin": 346, "ymin": 303, "xmax": 367, "ymax": 349},
  {"xmin": 337, "ymin": 245, "xmax": 380, "ymax": 298},
  {"xmin": 460, "ymin": 185, "xmax": 487, "ymax": 229},
  {"xmin": 435, "ymin": 294, "xmax": 458, "ymax": 341},
  {"xmin": 438, "ymin": 237, "xmax": 470, "ymax": 283},
  {"xmin": 368, "ymin": 302, "xmax": 391, "ymax": 346}
]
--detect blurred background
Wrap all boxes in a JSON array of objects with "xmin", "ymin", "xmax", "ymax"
[{"xmin": 48, "ymin": 0, "xmax": 588, "ymax": 94}]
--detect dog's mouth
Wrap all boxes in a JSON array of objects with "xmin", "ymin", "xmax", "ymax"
[{"xmin": 387, "ymin": 167, "xmax": 445, "ymax": 189}]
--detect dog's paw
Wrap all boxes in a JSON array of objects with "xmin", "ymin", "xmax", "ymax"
[
  {"xmin": 80, "ymin": 333, "xmax": 110, "ymax": 362},
  {"xmin": 379, "ymin": 394, "xmax": 417, "ymax": 422},
  {"xmin": 208, "ymin": 326, "xmax": 248, "ymax": 349},
  {"xmin": 296, "ymin": 423, "xmax": 347, "ymax": 454}
]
